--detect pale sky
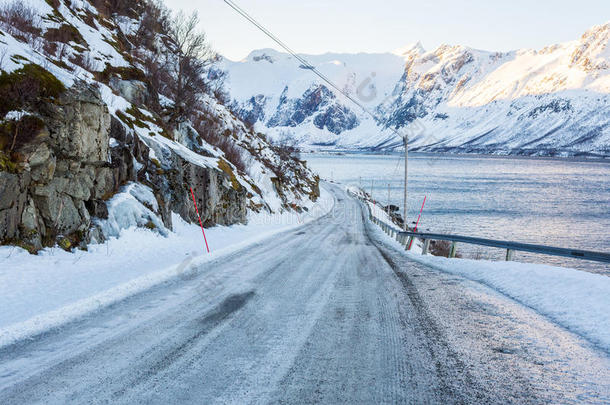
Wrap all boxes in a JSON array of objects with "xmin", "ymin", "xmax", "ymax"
[{"xmin": 166, "ymin": 0, "xmax": 610, "ymax": 61}]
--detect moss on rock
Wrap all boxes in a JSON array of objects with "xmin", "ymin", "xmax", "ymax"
[
  {"xmin": 96, "ymin": 65, "xmax": 147, "ymax": 84},
  {"xmin": 44, "ymin": 23, "xmax": 86, "ymax": 45},
  {"xmin": 0, "ymin": 64, "xmax": 65, "ymax": 117},
  {"xmin": 217, "ymin": 159, "xmax": 242, "ymax": 191}
]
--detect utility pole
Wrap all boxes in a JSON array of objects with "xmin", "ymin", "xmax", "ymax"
[
  {"xmin": 403, "ymin": 136, "xmax": 408, "ymax": 230},
  {"xmin": 370, "ymin": 179, "xmax": 375, "ymax": 217},
  {"xmin": 387, "ymin": 183, "xmax": 391, "ymax": 215}
]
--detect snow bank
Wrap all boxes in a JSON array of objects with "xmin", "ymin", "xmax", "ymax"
[
  {"xmin": 0, "ymin": 186, "xmax": 334, "ymax": 349},
  {"xmin": 346, "ymin": 185, "xmax": 423, "ymax": 253},
  {"xmin": 362, "ymin": 191, "xmax": 610, "ymax": 352},
  {"xmin": 402, "ymin": 245, "xmax": 610, "ymax": 352}
]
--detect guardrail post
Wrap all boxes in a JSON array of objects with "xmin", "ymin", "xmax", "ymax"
[
  {"xmin": 406, "ymin": 236, "xmax": 413, "ymax": 251},
  {"xmin": 449, "ymin": 242, "xmax": 458, "ymax": 258},
  {"xmin": 506, "ymin": 249, "xmax": 514, "ymax": 261},
  {"xmin": 422, "ymin": 239, "xmax": 430, "ymax": 255}
]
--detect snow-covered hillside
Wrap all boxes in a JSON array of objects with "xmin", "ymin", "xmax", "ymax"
[
  {"xmin": 0, "ymin": 0, "xmax": 319, "ymax": 252},
  {"xmin": 224, "ymin": 25, "xmax": 610, "ymax": 156}
]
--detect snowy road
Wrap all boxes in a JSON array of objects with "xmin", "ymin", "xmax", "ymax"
[{"xmin": 0, "ymin": 185, "xmax": 608, "ymax": 404}]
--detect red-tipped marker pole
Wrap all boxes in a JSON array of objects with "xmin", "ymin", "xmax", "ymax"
[
  {"xmin": 190, "ymin": 187, "xmax": 210, "ymax": 253},
  {"xmin": 408, "ymin": 195, "xmax": 427, "ymax": 250}
]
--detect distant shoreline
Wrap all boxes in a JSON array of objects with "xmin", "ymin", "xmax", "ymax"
[{"xmin": 302, "ymin": 150, "xmax": 610, "ymax": 164}]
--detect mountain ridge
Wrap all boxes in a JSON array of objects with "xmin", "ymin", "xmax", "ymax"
[{"xmin": 224, "ymin": 22, "xmax": 610, "ymax": 157}]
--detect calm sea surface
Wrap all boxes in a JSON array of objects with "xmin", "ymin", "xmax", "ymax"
[{"xmin": 305, "ymin": 152, "xmax": 610, "ymax": 275}]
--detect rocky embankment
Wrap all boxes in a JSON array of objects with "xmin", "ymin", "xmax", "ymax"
[{"xmin": 0, "ymin": 82, "xmax": 248, "ymax": 252}]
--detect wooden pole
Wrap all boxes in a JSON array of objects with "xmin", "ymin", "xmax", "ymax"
[
  {"xmin": 403, "ymin": 136, "xmax": 408, "ymax": 231},
  {"xmin": 387, "ymin": 183, "xmax": 391, "ymax": 215}
]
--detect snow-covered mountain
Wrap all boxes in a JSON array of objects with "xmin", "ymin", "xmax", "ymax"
[
  {"xmin": 221, "ymin": 48, "xmax": 408, "ymax": 147},
  {"xmin": 224, "ymin": 24, "xmax": 610, "ymax": 156}
]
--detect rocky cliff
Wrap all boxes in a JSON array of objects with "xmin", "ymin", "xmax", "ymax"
[{"xmin": 0, "ymin": 0, "xmax": 319, "ymax": 252}]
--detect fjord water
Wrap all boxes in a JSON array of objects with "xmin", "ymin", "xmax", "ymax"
[{"xmin": 305, "ymin": 153, "xmax": 610, "ymax": 275}]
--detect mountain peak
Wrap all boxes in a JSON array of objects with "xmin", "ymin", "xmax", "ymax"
[
  {"xmin": 571, "ymin": 21, "xmax": 610, "ymax": 71},
  {"xmin": 392, "ymin": 42, "xmax": 425, "ymax": 58},
  {"xmin": 244, "ymin": 48, "xmax": 285, "ymax": 63}
]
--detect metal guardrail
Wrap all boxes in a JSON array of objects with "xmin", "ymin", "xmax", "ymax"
[
  {"xmin": 398, "ymin": 230, "xmax": 610, "ymax": 264},
  {"xmin": 351, "ymin": 191, "xmax": 610, "ymax": 265}
]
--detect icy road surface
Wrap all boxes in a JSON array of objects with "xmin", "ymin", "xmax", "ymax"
[{"xmin": 0, "ymin": 185, "xmax": 608, "ymax": 404}]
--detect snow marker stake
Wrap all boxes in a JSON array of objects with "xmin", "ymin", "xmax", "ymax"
[
  {"xmin": 190, "ymin": 187, "xmax": 210, "ymax": 253},
  {"xmin": 408, "ymin": 195, "xmax": 427, "ymax": 250}
]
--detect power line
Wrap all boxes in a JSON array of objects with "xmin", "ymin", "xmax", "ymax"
[
  {"xmin": 222, "ymin": 0, "xmax": 397, "ymax": 132},
  {"xmin": 224, "ymin": 0, "xmax": 411, "ymax": 227}
]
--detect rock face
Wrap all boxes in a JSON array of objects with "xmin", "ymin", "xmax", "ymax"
[
  {"xmin": 145, "ymin": 144, "xmax": 247, "ymax": 228},
  {"xmin": 0, "ymin": 83, "xmax": 247, "ymax": 251},
  {"xmin": 0, "ymin": 83, "xmax": 114, "ymax": 250},
  {"xmin": 241, "ymin": 85, "xmax": 360, "ymax": 136}
]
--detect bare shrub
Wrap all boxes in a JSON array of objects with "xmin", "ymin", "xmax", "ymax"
[
  {"xmin": 142, "ymin": 54, "xmax": 172, "ymax": 112},
  {"xmin": 167, "ymin": 11, "xmax": 216, "ymax": 121},
  {"xmin": 0, "ymin": 48, "xmax": 7, "ymax": 70},
  {"xmin": 42, "ymin": 39, "xmax": 58, "ymax": 57},
  {"xmin": 44, "ymin": 24, "xmax": 85, "ymax": 45},
  {"xmin": 0, "ymin": 64, "xmax": 65, "ymax": 117},
  {"xmin": 133, "ymin": 0, "xmax": 171, "ymax": 51},
  {"xmin": 218, "ymin": 137, "xmax": 246, "ymax": 173},
  {"xmin": 0, "ymin": 1, "xmax": 41, "ymax": 38},
  {"xmin": 71, "ymin": 52, "xmax": 98, "ymax": 72},
  {"xmin": 274, "ymin": 131, "xmax": 300, "ymax": 160},
  {"xmin": 207, "ymin": 67, "xmax": 229, "ymax": 104},
  {"xmin": 429, "ymin": 240, "xmax": 451, "ymax": 257},
  {"xmin": 472, "ymin": 249, "xmax": 485, "ymax": 260},
  {"xmin": 90, "ymin": 0, "xmax": 136, "ymax": 18},
  {"xmin": 193, "ymin": 114, "xmax": 247, "ymax": 173},
  {"xmin": 429, "ymin": 240, "xmax": 462, "ymax": 258},
  {"xmin": 0, "ymin": 115, "xmax": 45, "ymax": 152}
]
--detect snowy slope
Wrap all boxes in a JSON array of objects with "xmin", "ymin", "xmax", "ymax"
[
  {"xmin": 224, "ymin": 24, "xmax": 610, "ymax": 156},
  {"xmin": 0, "ymin": 0, "xmax": 320, "ymax": 251}
]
